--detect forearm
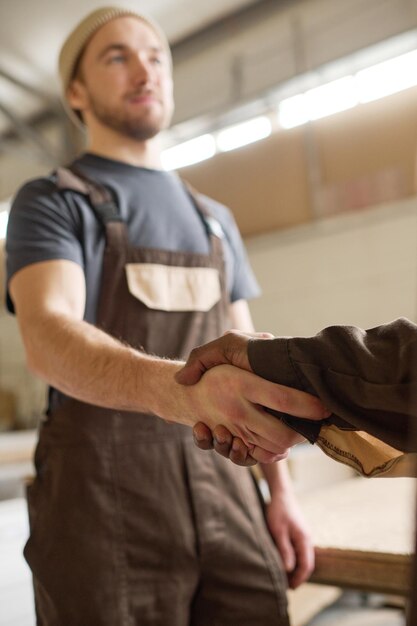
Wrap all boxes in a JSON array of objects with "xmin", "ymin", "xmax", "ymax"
[
  {"xmin": 249, "ymin": 318, "xmax": 417, "ymax": 405},
  {"xmin": 248, "ymin": 317, "xmax": 417, "ymax": 451},
  {"xmin": 20, "ymin": 310, "xmax": 187, "ymax": 421},
  {"xmin": 261, "ymin": 456, "xmax": 314, "ymax": 590},
  {"xmin": 260, "ymin": 459, "xmax": 293, "ymax": 498},
  {"xmin": 19, "ymin": 309, "xmax": 296, "ymax": 444}
]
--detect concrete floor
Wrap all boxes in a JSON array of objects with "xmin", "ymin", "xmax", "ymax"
[
  {"xmin": 308, "ymin": 607, "xmax": 404, "ymax": 626},
  {"xmin": 306, "ymin": 593, "xmax": 406, "ymax": 626}
]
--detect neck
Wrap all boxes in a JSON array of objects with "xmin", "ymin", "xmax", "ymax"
[{"xmin": 86, "ymin": 124, "xmax": 163, "ymax": 169}]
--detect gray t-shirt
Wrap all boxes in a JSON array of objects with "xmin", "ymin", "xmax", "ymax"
[{"xmin": 6, "ymin": 153, "xmax": 260, "ymax": 321}]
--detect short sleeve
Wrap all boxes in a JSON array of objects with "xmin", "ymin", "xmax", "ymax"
[{"xmin": 6, "ymin": 177, "xmax": 84, "ymax": 313}]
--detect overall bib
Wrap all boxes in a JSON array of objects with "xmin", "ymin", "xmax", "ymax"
[{"xmin": 24, "ymin": 168, "xmax": 289, "ymax": 626}]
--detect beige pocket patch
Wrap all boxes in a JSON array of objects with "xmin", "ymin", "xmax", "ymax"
[{"xmin": 125, "ymin": 263, "xmax": 221, "ymax": 312}]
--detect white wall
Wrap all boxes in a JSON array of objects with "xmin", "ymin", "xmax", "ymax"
[{"xmin": 247, "ymin": 196, "xmax": 417, "ymax": 336}]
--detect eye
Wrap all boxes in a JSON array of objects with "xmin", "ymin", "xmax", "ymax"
[
  {"xmin": 150, "ymin": 56, "xmax": 162, "ymax": 66},
  {"xmin": 107, "ymin": 55, "xmax": 126, "ymax": 64}
]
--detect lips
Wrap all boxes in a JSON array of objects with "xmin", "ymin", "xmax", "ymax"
[{"xmin": 126, "ymin": 92, "xmax": 159, "ymax": 105}]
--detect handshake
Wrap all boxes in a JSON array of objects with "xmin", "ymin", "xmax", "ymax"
[{"xmin": 175, "ymin": 330, "xmax": 331, "ymax": 467}]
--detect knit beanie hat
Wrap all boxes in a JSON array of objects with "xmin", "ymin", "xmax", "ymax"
[{"xmin": 58, "ymin": 6, "xmax": 172, "ymax": 127}]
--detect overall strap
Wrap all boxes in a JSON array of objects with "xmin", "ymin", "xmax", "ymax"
[
  {"xmin": 182, "ymin": 180, "xmax": 225, "ymax": 240},
  {"xmin": 55, "ymin": 165, "xmax": 127, "ymax": 249},
  {"xmin": 181, "ymin": 179, "xmax": 226, "ymax": 286},
  {"xmin": 182, "ymin": 181, "xmax": 230, "ymax": 310}
]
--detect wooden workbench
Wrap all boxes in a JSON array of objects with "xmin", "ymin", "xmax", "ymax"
[{"xmin": 299, "ymin": 477, "xmax": 415, "ymax": 596}]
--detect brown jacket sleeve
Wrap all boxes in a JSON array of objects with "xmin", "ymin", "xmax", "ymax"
[{"xmin": 248, "ymin": 317, "xmax": 417, "ymax": 454}]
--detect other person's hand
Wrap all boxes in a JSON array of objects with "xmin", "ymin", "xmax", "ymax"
[
  {"xmin": 192, "ymin": 419, "xmax": 309, "ymax": 466},
  {"xmin": 176, "ymin": 329, "xmax": 266, "ymax": 385}
]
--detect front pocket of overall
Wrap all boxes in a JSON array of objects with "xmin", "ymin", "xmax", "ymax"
[{"xmin": 125, "ymin": 263, "xmax": 221, "ymax": 312}]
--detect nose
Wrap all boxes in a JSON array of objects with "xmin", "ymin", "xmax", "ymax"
[{"xmin": 131, "ymin": 53, "xmax": 154, "ymax": 85}]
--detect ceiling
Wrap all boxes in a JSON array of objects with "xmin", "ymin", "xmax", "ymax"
[{"xmin": 0, "ymin": 0, "xmax": 262, "ymax": 132}]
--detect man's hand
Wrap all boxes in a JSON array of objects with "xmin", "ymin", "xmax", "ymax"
[
  {"xmin": 266, "ymin": 489, "xmax": 314, "ymax": 589},
  {"xmin": 173, "ymin": 363, "xmax": 327, "ymax": 458}
]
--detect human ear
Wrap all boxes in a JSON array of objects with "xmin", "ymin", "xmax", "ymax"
[{"xmin": 66, "ymin": 79, "xmax": 88, "ymax": 113}]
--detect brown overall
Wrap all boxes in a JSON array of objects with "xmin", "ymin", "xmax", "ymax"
[{"xmin": 24, "ymin": 168, "xmax": 289, "ymax": 626}]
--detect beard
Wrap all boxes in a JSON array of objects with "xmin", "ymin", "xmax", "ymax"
[{"xmin": 88, "ymin": 92, "xmax": 170, "ymax": 141}]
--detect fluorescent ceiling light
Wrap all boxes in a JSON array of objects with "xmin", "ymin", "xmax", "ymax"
[
  {"xmin": 0, "ymin": 210, "xmax": 9, "ymax": 239},
  {"xmin": 278, "ymin": 47, "xmax": 417, "ymax": 129},
  {"xmin": 279, "ymin": 76, "xmax": 357, "ymax": 128},
  {"xmin": 305, "ymin": 76, "xmax": 358, "ymax": 120},
  {"xmin": 356, "ymin": 49, "xmax": 417, "ymax": 103},
  {"xmin": 278, "ymin": 94, "xmax": 309, "ymax": 129},
  {"xmin": 161, "ymin": 134, "xmax": 216, "ymax": 170},
  {"xmin": 164, "ymin": 43, "xmax": 417, "ymax": 158},
  {"xmin": 217, "ymin": 116, "xmax": 272, "ymax": 152}
]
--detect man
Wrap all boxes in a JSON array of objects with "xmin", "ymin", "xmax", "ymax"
[{"xmin": 5, "ymin": 7, "xmax": 327, "ymax": 625}]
